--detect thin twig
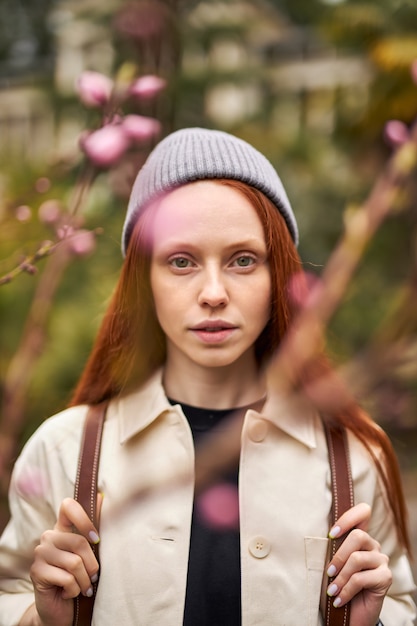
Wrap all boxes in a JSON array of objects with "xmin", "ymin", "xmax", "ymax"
[{"xmin": 0, "ymin": 241, "xmax": 57, "ymax": 286}]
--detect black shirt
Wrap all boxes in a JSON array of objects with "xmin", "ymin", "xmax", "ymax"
[{"xmin": 168, "ymin": 400, "xmax": 241, "ymax": 626}]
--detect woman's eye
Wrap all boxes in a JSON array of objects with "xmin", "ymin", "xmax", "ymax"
[
  {"xmin": 170, "ymin": 257, "xmax": 191, "ymax": 269},
  {"xmin": 234, "ymin": 255, "xmax": 255, "ymax": 267}
]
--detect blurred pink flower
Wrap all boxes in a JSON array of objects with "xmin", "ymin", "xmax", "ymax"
[
  {"xmin": 130, "ymin": 75, "xmax": 166, "ymax": 99},
  {"xmin": 81, "ymin": 125, "xmax": 130, "ymax": 167},
  {"xmin": 68, "ymin": 230, "xmax": 96, "ymax": 256},
  {"xmin": 384, "ymin": 120, "xmax": 409, "ymax": 148},
  {"xmin": 196, "ymin": 483, "xmax": 239, "ymax": 530},
  {"xmin": 107, "ymin": 113, "xmax": 123, "ymax": 126},
  {"xmin": 15, "ymin": 466, "xmax": 49, "ymax": 499},
  {"xmin": 57, "ymin": 224, "xmax": 75, "ymax": 240},
  {"xmin": 35, "ymin": 177, "xmax": 51, "ymax": 193},
  {"xmin": 113, "ymin": 2, "xmax": 169, "ymax": 41},
  {"xmin": 288, "ymin": 271, "xmax": 322, "ymax": 310},
  {"xmin": 122, "ymin": 114, "xmax": 161, "ymax": 142},
  {"xmin": 21, "ymin": 262, "xmax": 37, "ymax": 275},
  {"xmin": 38, "ymin": 199, "xmax": 62, "ymax": 225},
  {"xmin": 76, "ymin": 71, "xmax": 114, "ymax": 108},
  {"xmin": 15, "ymin": 205, "xmax": 32, "ymax": 222}
]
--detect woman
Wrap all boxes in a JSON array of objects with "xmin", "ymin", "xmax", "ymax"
[{"xmin": 0, "ymin": 128, "xmax": 415, "ymax": 626}]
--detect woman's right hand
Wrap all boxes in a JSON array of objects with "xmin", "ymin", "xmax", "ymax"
[{"xmin": 25, "ymin": 497, "xmax": 101, "ymax": 626}]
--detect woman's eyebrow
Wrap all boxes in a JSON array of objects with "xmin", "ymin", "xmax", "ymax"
[{"xmin": 154, "ymin": 236, "xmax": 265, "ymax": 250}]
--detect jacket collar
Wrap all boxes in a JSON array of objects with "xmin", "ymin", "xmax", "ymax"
[
  {"xmin": 115, "ymin": 369, "xmax": 318, "ymax": 449},
  {"xmin": 116, "ymin": 370, "xmax": 172, "ymax": 444},
  {"xmin": 261, "ymin": 392, "xmax": 318, "ymax": 449}
]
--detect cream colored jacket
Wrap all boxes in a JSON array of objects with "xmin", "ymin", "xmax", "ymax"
[{"xmin": 0, "ymin": 370, "xmax": 415, "ymax": 626}]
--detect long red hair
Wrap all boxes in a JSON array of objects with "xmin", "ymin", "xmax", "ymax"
[{"xmin": 70, "ymin": 179, "xmax": 410, "ymax": 554}]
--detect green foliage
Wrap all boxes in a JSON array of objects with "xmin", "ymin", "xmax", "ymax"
[
  {"xmin": 0, "ymin": 167, "xmax": 126, "ymax": 438},
  {"xmin": 330, "ymin": 214, "xmax": 413, "ymax": 355},
  {"xmin": 318, "ymin": 0, "xmax": 417, "ymax": 141},
  {"xmin": 320, "ymin": 3, "xmax": 386, "ymax": 50}
]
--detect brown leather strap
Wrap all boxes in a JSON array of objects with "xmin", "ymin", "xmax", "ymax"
[
  {"xmin": 324, "ymin": 422, "xmax": 354, "ymax": 626},
  {"xmin": 73, "ymin": 402, "xmax": 107, "ymax": 626}
]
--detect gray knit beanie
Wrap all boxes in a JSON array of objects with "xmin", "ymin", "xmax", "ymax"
[{"xmin": 122, "ymin": 127, "xmax": 298, "ymax": 255}]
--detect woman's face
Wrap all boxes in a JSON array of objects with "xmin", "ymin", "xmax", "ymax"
[{"xmin": 149, "ymin": 180, "xmax": 271, "ymax": 374}]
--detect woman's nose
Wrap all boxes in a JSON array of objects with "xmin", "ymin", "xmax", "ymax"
[{"xmin": 197, "ymin": 269, "xmax": 229, "ymax": 308}]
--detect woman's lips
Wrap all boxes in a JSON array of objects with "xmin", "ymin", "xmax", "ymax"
[{"xmin": 190, "ymin": 323, "xmax": 237, "ymax": 344}]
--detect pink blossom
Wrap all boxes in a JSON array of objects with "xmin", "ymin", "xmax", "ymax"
[
  {"xmin": 76, "ymin": 71, "xmax": 114, "ymax": 108},
  {"xmin": 81, "ymin": 125, "xmax": 129, "ymax": 167},
  {"xmin": 196, "ymin": 483, "xmax": 239, "ymax": 530},
  {"xmin": 21, "ymin": 262, "xmax": 37, "ymax": 275},
  {"xmin": 38, "ymin": 199, "xmax": 62, "ymax": 225},
  {"xmin": 122, "ymin": 115, "xmax": 161, "ymax": 142},
  {"xmin": 130, "ymin": 75, "xmax": 166, "ymax": 99},
  {"xmin": 113, "ymin": 3, "xmax": 168, "ymax": 41},
  {"xmin": 68, "ymin": 230, "xmax": 96, "ymax": 256},
  {"xmin": 287, "ymin": 271, "xmax": 322, "ymax": 310},
  {"xmin": 57, "ymin": 224, "xmax": 74, "ymax": 240},
  {"xmin": 384, "ymin": 120, "xmax": 409, "ymax": 148},
  {"xmin": 35, "ymin": 177, "xmax": 51, "ymax": 193},
  {"xmin": 15, "ymin": 205, "xmax": 32, "ymax": 222},
  {"xmin": 15, "ymin": 466, "xmax": 49, "ymax": 499},
  {"xmin": 107, "ymin": 113, "xmax": 123, "ymax": 126}
]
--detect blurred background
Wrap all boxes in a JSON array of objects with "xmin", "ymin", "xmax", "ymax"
[{"xmin": 0, "ymin": 0, "xmax": 416, "ymax": 584}]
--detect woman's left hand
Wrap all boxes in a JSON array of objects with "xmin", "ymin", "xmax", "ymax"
[{"xmin": 326, "ymin": 502, "xmax": 392, "ymax": 626}]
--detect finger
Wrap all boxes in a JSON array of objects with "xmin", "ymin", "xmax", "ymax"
[
  {"xmin": 329, "ymin": 502, "xmax": 371, "ymax": 539},
  {"xmin": 31, "ymin": 558, "xmax": 90, "ymax": 601},
  {"xmin": 38, "ymin": 530, "xmax": 99, "ymax": 582},
  {"xmin": 328, "ymin": 528, "xmax": 381, "ymax": 575},
  {"xmin": 327, "ymin": 559, "xmax": 392, "ymax": 608},
  {"xmin": 327, "ymin": 547, "xmax": 387, "ymax": 596},
  {"xmin": 46, "ymin": 549, "xmax": 94, "ymax": 598},
  {"xmin": 55, "ymin": 498, "xmax": 100, "ymax": 545}
]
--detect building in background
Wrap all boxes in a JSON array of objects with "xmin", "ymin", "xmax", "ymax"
[{"xmin": 0, "ymin": 0, "xmax": 374, "ymax": 165}]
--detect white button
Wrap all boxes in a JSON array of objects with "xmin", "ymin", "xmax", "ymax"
[
  {"xmin": 248, "ymin": 419, "xmax": 268, "ymax": 442},
  {"xmin": 248, "ymin": 536, "xmax": 271, "ymax": 559}
]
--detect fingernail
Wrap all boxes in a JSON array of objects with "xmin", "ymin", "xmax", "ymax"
[
  {"xmin": 333, "ymin": 596, "xmax": 342, "ymax": 608},
  {"xmin": 327, "ymin": 564, "xmax": 337, "ymax": 577},
  {"xmin": 329, "ymin": 525, "xmax": 341, "ymax": 539},
  {"xmin": 89, "ymin": 530, "xmax": 100, "ymax": 544},
  {"xmin": 91, "ymin": 573, "xmax": 99, "ymax": 583},
  {"xmin": 85, "ymin": 587, "xmax": 93, "ymax": 597},
  {"xmin": 327, "ymin": 583, "xmax": 338, "ymax": 597}
]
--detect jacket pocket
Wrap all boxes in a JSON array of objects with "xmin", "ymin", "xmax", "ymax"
[{"xmin": 304, "ymin": 536, "xmax": 329, "ymax": 626}]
